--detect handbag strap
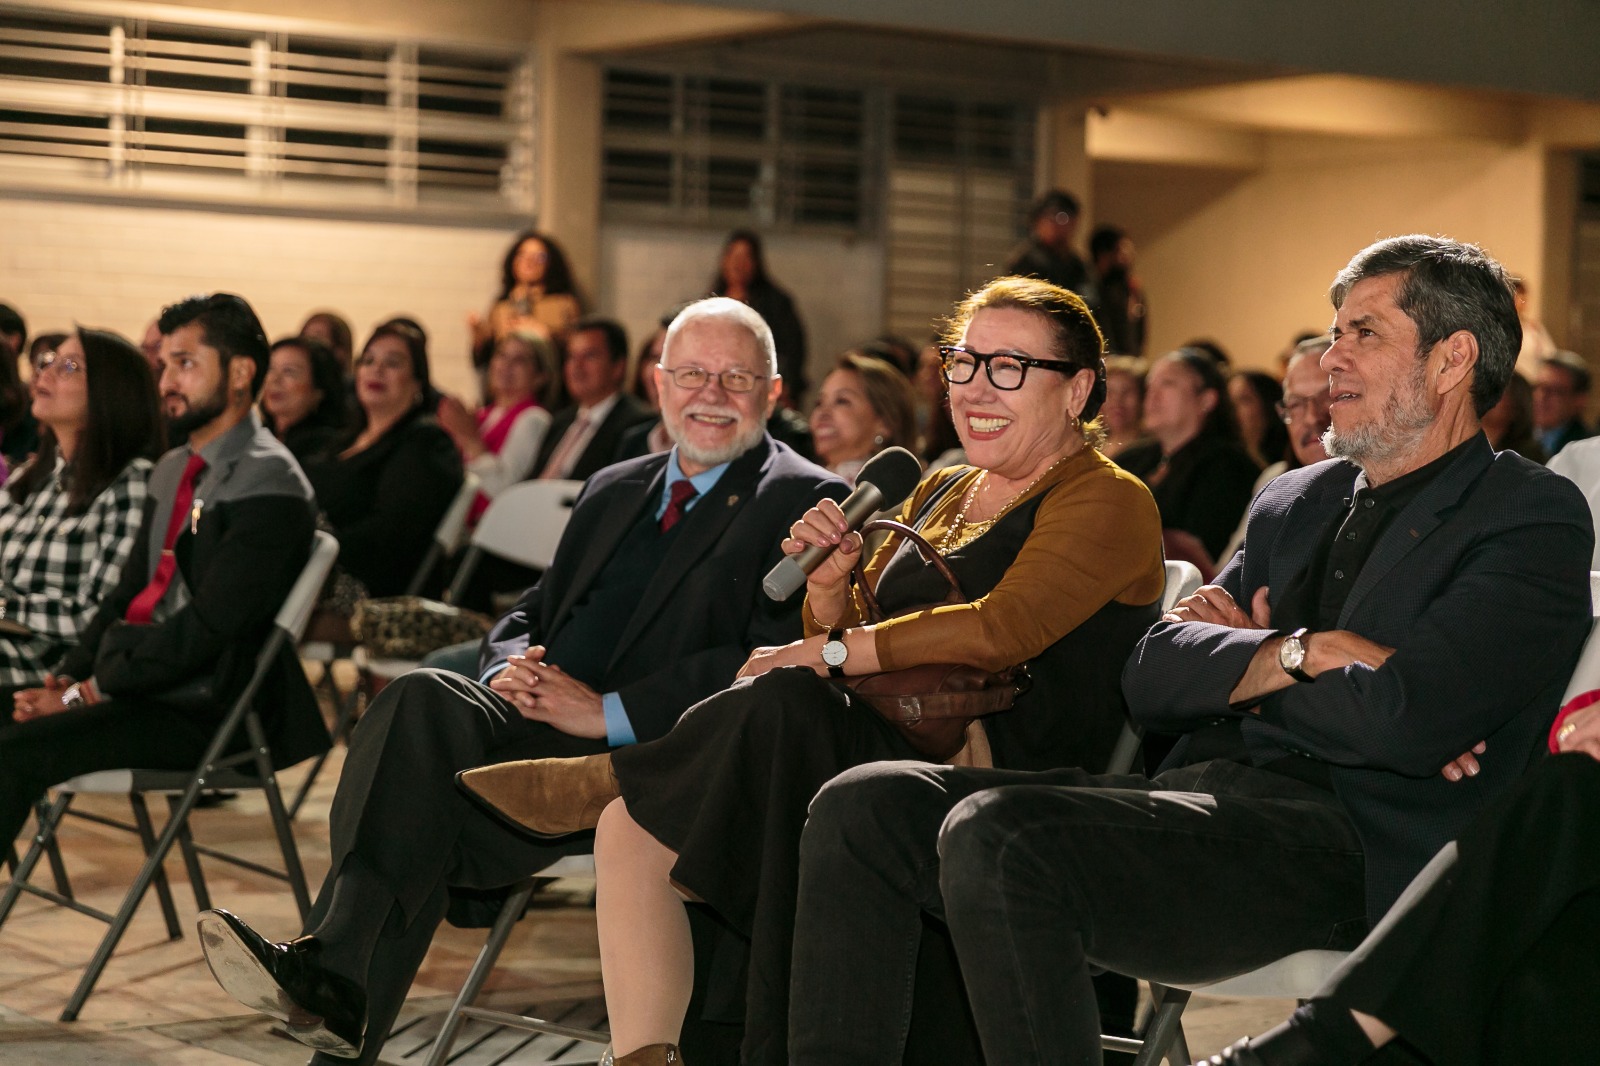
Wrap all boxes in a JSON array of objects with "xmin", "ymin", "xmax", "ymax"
[{"xmin": 852, "ymin": 470, "xmax": 973, "ymax": 623}]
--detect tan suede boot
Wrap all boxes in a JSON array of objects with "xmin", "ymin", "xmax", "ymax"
[
  {"xmin": 455, "ymin": 753, "xmax": 619, "ymax": 837},
  {"xmin": 599, "ymin": 1044, "xmax": 683, "ymax": 1066}
]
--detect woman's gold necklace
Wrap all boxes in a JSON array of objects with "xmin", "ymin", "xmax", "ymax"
[{"xmin": 937, "ymin": 452, "xmax": 1074, "ymax": 554}]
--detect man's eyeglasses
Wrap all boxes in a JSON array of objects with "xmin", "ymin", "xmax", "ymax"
[
  {"xmin": 937, "ymin": 346, "xmax": 1082, "ymax": 391},
  {"xmin": 658, "ymin": 365, "xmax": 766, "ymax": 393},
  {"xmin": 33, "ymin": 351, "xmax": 83, "ymax": 378},
  {"xmin": 1276, "ymin": 395, "xmax": 1332, "ymax": 424}
]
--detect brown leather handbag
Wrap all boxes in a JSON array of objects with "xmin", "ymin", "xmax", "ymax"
[{"xmin": 844, "ymin": 518, "xmax": 1026, "ymax": 761}]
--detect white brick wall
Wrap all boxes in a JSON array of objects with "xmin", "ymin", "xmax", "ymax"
[{"xmin": 0, "ymin": 196, "xmax": 518, "ymax": 400}]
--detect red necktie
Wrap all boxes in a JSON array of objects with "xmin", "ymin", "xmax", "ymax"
[
  {"xmin": 659, "ymin": 479, "xmax": 699, "ymax": 533},
  {"xmin": 126, "ymin": 453, "xmax": 207, "ymax": 624}
]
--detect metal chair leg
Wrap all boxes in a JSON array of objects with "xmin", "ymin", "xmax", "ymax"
[
  {"xmin": 169, "ymin": 794, "xmax": 212, "ymax": 914},
  {"xmin": 1130, "ymin": 984, "xmax": 1192, "ymax": 1066},
  {"xmin": 423, "ymin": 881, "xmax": 537, "ymax": 1066},
  {"xmin": 128, "ymin": 794, "xmax": 183, "ymax": 941},
  {"xmin": 290, "ymin": 679, "xmax": 362, "ymax": 819},
  {"xmin": 0, "ymin": 794, "xmax": 72, "ymax": 926}
]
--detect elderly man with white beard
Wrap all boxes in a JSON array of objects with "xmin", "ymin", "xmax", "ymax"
[{"xmin": 196, "ymin": 297, "xmax": 846, "ymax": 1065}]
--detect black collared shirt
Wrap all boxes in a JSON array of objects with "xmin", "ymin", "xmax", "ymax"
[{"xmin": 1274, "ymin": 436, "xmax": 1477, "ymax": 632}]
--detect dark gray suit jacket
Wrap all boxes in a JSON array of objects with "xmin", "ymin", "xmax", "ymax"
[
  {"xmin": 1125, "ymin": 433, "xmax": 1594, "ymax": 916},
  {"xmin": 483, "ymin": 435, "xmax": 848, "ymax": 742}
]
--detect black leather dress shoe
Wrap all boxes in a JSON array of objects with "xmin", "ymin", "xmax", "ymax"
[{"xmin": 197, "ymin": 909, "xmax": 367, "ymax": 1059}]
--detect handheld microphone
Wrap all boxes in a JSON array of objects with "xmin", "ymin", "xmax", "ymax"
[{"xmin": 762, "ymin": 445, "xmax": 923, "ymax": 601}]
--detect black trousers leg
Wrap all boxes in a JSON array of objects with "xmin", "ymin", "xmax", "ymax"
[
  {"xmin": 936, "ymin": 760, "xmax": 1368, "ymax": 1066},
  {"xmin": 0, "ymin": 700, "xmax": 214, "ymax": 845},
  {"xmin": 1325, "ymin": 754, "xmax": 1600, "ymax": 1066},
  {"xmin": 302, "ymin": 669, "xmax": 607, "ymax": 1065}
]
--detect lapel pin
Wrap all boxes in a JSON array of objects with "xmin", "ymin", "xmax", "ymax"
[{"xmin": 727, "ymin": 494, "xmax": 740, "ymax": 506}]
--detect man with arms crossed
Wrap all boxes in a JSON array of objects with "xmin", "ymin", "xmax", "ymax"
[
  {"xmin": 785, "ymin": 236, "xmax": 1593, "ymax": 1066},
  {"xmin": 199, "ymin": 297, "xmax": 846, "ymax": 1064}
]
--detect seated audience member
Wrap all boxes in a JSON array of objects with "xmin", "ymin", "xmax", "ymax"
[
  {"xmin": 470, "ymin": 230, "xmax": 583, "ymax": 358},
  {"xmin": 436, "ymin": 330, "xmax": 555, "ymax": 519},
  {"xmin": 1230, "ymin": 368, "xmax": 1290, "ymax": 468},
  {"xmin": 261, "ymin": 336, "xmax": 348, "ymax": 465},
  {"xmin": 0, "ymin": 328, "xmax": 160, "ymax": 697},
  {"xmin": 138, "ymin": 320, "xmax": 164, "ymax": 373},
  {"xmin": 808, "ymin": 351, "xmax": 918, "ymax": 483},
  {"xmin": 1220, "ymin": 336, "xmax": 1334, "ymax": 561},
  {"xmin": 1546, "ymin": 433, "xmax": 1600, "ymax": 567},
  {"xmin": 1198, "ymin": 685, "xmax": 1600, "ymax": 1066},
  {"xmin": 455, "ymin": 276, "xmax": 1167, "ymax": 1066},
  {"xmin": 0, "ymin": 302, "xmax": 23, "ymax": 365},
  {"xmin": 299, "ymin": 310, "xmax": 355, "ymax": 378},
  {"xmin": 1117, "ymin": 346, "xmax": 1261, "ymax": 571},
  {"xmin": 0, "ymin": 329, "xmax": 43, "ymax": 467},
  {"xmin": 533, "ymin": 317, "xmax": 654, "ymax": 481},
  {"xmin": 912, "ymin": 342, "xmax": 964, "ymax": 468},
  {"xmin": 1, "ymin": 293, "xmax": 323, "ymax": 853},
  {"xmin": 780, "ymin": 234, "xmax": 1594, "ymax": 1066},
  {"xmin": 615, "ymin": 326, "xmax": 673, "ymax": 460},
  {"xmin": 1099, "ymin": 354, "xmax": 1148, "ymax": 459},
  {"xmin": 712, "ymin": 229, "xmax": 807, "ymax": 404},
  {"xmin": 197, "ymin": 296, "xmax": 847, "ymax": 1065},
  {"xmin": 302, "ymin": 322, "xmax": 463, "ymax": 601},
  {"xmin": 1480, "ymin": 370, "xmax": 1545, "ymax": 462},
  {"xmin": 1533, "ymin": 349, "xmax": 1593, "ymax": 459}
]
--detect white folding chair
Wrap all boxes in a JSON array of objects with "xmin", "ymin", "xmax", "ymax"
[
  {"xmin": 1103, "ymin": 560, "xmax": 1203, "ymax": 776},
  {"xmin": 0, "ymin": 531, "xmax": 340, "ymax": 1022},
  {"xmin": 1107, "ymin": 569, "xmax": 1600, "ymax": 1065}
]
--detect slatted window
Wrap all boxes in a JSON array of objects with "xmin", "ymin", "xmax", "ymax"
[
  {"xmin": 601, "ymin": 66, "xmax": 871, "ymax": 232},
  {"xmin": 0, "ymin": 4, "xmax": 535, "ymax": 217},
  {"xmin": 885, "ymin": 96, "xmax": 1033, "ymax": 340}
]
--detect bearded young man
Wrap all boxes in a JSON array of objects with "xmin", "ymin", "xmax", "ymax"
[{"xmin": 197, "ymin": 297, "xmax": 846, "ymax": 1064}]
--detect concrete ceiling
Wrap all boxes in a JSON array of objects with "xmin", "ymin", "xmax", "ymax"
[{"xmin": 644, "ymin": 0, "xmax": 1600, "ymax": 104}]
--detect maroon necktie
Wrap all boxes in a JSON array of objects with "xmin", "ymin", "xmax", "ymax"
[
  {"xmin": 659, "ymin": 479, "xmax": 699, "ymax": 533},
  {"xmin": 126, "ymin": 453, "xmax": 206, "ymax": 624}
]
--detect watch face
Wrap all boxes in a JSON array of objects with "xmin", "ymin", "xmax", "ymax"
[
  {"xmin": 822, "ymin": 641, "xmax": 848, "ymax": 668},
  {"xmin": 1279, "ymin": 636, "xmax": 1305, "ymax": 672}
]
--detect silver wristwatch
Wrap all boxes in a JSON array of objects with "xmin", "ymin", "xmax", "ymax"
[
  {"xmin": 1278, "ymin": 628, "xmax": 1314, "ymax": 683},
  {"xmin": 821, "ymin": 627, "xmax": 848, "ymax": 678}
]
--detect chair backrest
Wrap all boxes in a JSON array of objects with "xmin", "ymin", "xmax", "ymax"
[
  {"xmin": 1104, "ymin": 561, "xmax": 1206, "ymax": 776},
  {"xmin": 403, "ymin": 473, "xmax": 481, "ymax": 597},
  {"xmin": 1161, "ymin": 559, "xmax": 1204, "ymax": 614},
  {"xmin": 279, "ymin": 531, "xmax": 340, "ymax": 642},
  {"xmin": 447, "ymin": 478, "xmax": 583, "ymax": 601},
  {"xmin": 1558, "ymin": 570, "xmax": 1600, "ymax": 705}
]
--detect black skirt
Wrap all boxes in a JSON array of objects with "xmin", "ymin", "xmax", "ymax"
[{"xmin": 613, "ymin": 666, "xmax": 924, "ymax": 1065}]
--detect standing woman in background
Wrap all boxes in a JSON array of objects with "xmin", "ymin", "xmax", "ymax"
[
  {"xmin": 471, "ymin": 230, "xmax": 584, "ymax": 363},
  {"xmin": 713, "ymin": 229, "xmax": 808, "ymax": 405},
  {"xmin": 0, "ymin": 327, "xmax": 160, "ymax": 698}
]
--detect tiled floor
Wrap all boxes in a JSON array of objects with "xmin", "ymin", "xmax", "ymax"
[{"xmin": 0, "ymin": 689, "xmax": 1294, "ymax": 1065}]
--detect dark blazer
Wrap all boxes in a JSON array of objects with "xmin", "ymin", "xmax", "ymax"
[
  {"xmin": 483, "ymin": 435, "xmax": 848, "ymax": 742},
  {"xmin": 1544, "ymin": 417, "xmax": 1594, "ymax": 461},
  {"xmin": 304, "ymin": 413, "xmax": 463, "ymax": 598},
  {"xmin": 1118, "ymin": 434, "xmax": 1261, "ymax": 563},
  {"xmin": 59, "ymin": 424, "xmax": 327, "ymax": 769},
  {"xmin": 1124, "ymin": 434, "xmax": 1594, "ymax": 917},
  {"xmin": 531, "ymin": 392, "xmax": 655, "ymax": 484}
]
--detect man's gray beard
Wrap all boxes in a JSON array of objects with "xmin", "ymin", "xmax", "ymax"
[
  {"xmin": 1321, "ymin": 364, "xmax": 1433, "ymax": 470},
  {"xmin": 667, "ymin": 409, "xmax": 767, "ymax": 467}
]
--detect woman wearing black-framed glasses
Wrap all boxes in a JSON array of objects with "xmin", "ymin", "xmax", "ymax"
[{"xmin": 457, "ymin": 275, "xmax": 1167, "ymax": 1066}]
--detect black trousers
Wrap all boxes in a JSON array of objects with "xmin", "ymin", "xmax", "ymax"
[
  {"xmin": 789, "ymin": 758, "xmax": 1370, "ymax": 1066},
  {"xmin": 0, "ymin": 699, "xmax": 217, "ymax": 847},
  {"xmin": 305, "ymin": 669, "xmax": 606, "ymax": 1066},
  {"xmin": 1324, "ymin": 753, "xmax": 1600, "ymax": 1065}
]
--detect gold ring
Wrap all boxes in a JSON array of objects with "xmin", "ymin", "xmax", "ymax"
[{"xmin": 1558, "ymin": 721, "xmax": 1579, "ymax": 745}]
